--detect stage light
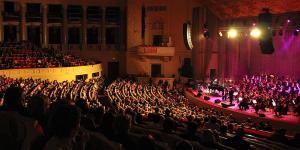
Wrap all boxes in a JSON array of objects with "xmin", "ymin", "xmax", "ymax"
[
  {"xmin": 228, "ymin": 29, "xmax": 238, "ymax": 38},
  {"xmin": 287, "ymin": 19, "xmax": 291, "ymax": 23},
  {"xmin": 250, "ymin": 28, "xmax": 261, "ymax": 38},
  {"xmin": 219, "ymin": 31, "xmax": 223, "ymax": 37},
  {"xmin": 252, "ymin": 23, "xmax": 256, "ymax": 26},
  {"xmin": 203, "ymin": 30, "xmax": 209, "ymax": 38}
]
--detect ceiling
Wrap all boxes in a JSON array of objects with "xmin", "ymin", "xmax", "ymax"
[{"xmin": 202, "ymin": 0, "xmax": 300, "ymax": 19}]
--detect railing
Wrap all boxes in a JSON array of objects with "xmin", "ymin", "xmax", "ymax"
[
  {"xmin": 137, "ymin": 46, "xmax": 175, "ymax": 57},
  {"xmin": 0, "ymin": 64, "xmax": 102, "ymax": 82}
]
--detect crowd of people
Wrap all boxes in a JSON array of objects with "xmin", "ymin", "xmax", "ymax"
[
  {"xmin": 220, "ymin": 74, "xmax": 300, "ymax": 117},
  {"xmin": 0, "ymin": 75, "xmax": 299, "ymax": 150},
  {"xmin": 0, "ymin": 41, "xmax": 96, "ymax": 69}
]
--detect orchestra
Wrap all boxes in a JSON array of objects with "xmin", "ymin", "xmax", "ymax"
[{"xmin": 202, "ymin": 74, "xmax": 300, "ymax": 117}]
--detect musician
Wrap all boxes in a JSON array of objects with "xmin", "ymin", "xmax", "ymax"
[
  {"xmin": 239, "ymin": 97, "xmax": 249, "ymax": 111},
  {"xmin": 229, "ymin": 88, "xmax": 234, "ymax": 105},
  {"xmin": 275, "ymin": 100, "xmax": 284, "ymax": 117},
  {"xmin": 294, "ymin": 96, "xmax": 300, "ymax": 115},
  {"xmin": 222, "ymin": 88, "xmax": 228, "ymax": 101}
]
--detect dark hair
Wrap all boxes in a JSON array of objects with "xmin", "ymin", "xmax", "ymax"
[
  {"xmin": 3, "ymin": 86, "xmax": 24, "ymax": 111},
  {"xmin": 220, "ymin": 125, "xmax": 228, "ymax": 134},
  {"xmin": 48, "ymin": 105, "xmax": 81, "ymax": 138},
  {"xmin": 236, "ymin": 128, "xmax": 245, "ymax": 137},
  {"xmin": 175, "ymin": 140, "xmax": 193, "ymax": 150},
  {"xmin": 117, "ymin": 115, "xmax": 131, "ymax": 134},
  {"xmin": 27, "ymin": 95, "xmax": 49, "ymax": 120},
  {"xmin": 187, "ymin": 121, "xmax": 198, "ymax": 134},
  {"xmin": 163, "ymin": 118, "xmax": 174, "ymax": 133},
  {"xmin": 75, "ymin": 99, "xmax": 89, "ymax": 114}
]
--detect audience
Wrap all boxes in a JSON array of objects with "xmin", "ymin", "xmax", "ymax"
[
  {"xmin": 0, "ymin": 75, "xmax": 299, "ymax": 150},
  {"xmin": 0, "ymin": 41, "xmax": 95, "ymax": 69}
]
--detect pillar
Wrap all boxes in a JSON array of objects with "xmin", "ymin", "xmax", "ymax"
[
  {"xmin": 63, "ymin": 4, "xmax": 68, "ymax": 50},
  {"xmin": 81, "ymin": 6, "xmax": 87, "ymax": 50},
  {"xmin": 42, "ymin": 4, "xmax": 48, "ymax": 48},
  {"xmin": 101, "ymin": 7, "xmax": 106, "ymax": 50},
  {"xmin": 20, "ymin": 3, "xmax": 26, "ymax": 41},
  {"xmin": 0, "ymin": 2, "xmax": 3, "ymax": 42}
]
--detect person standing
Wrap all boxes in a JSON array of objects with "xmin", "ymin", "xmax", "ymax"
[{"xmin": 229, "ymin": 88, "xmax": 234, "ymax": 105}]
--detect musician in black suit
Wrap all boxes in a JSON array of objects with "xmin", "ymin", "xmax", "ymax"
[{"xmin": 229, "ymin": 89, "xmax": 234, "ymax": 105}]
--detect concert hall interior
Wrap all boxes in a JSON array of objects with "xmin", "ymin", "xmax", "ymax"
[{"xmin": 0, "ymin": 0, "xmax": 300, "ymax": 150}]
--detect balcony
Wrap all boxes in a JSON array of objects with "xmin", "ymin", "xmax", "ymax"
[{"xmin": 137, "ymin": 46, "xmax": 175, "ymax": 61}]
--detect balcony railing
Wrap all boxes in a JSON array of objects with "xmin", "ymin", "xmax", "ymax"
[{"xmin": 137, "ymin": 46, "xmax": 175, "ymax": 57}]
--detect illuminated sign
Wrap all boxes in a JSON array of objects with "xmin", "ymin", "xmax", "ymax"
[{"xmin": 143, "ymin": 47, "xmax": 157, "ymax": 53}]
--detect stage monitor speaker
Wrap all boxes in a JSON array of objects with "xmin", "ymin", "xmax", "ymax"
[
  {"xmin": 259, "ymin": 113, "xmax": 266, "ymax": 117},
  {"xmin": 194, "ymin": 93, "xmax": 202, "ymax": 97},
  {"xmin": 215, "ymin": 99, "xmax": 221, "ymax": 104},
  {"xmin": 204, "ymin": 96, "xmax": 210, "ymax": 100}
]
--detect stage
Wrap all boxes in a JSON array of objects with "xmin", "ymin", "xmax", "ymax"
[{"xmin": 185, "ymin": 89, "xmax": 300, "ymax": 134}]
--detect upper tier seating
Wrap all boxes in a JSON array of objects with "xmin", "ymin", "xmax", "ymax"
[{"xmin": 0, "ymin": 42, "xmax": 95, "ymax": 69}]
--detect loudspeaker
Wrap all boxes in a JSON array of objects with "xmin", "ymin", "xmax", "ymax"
[
  {"xmin": 258, "ymin": 9, "xmax": 274, "ymax": 54},
  {"xmin": 259, "ymin": 113, "xmax": 266, "ymax": 117},
  {"xmin": 215, "ymin": 99, "xmax": 221, "ymax": 104},
  {"xmin": 204, "ymin": 96, "xmax": 210, "ymax": 100},
  {"xmin": 259, "ymin": 34, "xmax": 274, "ymax": 54}
]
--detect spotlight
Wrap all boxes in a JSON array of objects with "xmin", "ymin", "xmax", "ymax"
[
  {"xmin": 228, "ymin": 29, "xmax": 238, "ymax": 38},
  {"xmin": 203, "ymin": 30, "xmax": 209, "ymax": 38},
  {"xmin": 250, "ymin": 28, "xmax": 261, "ymax": 38},
  {"xmin": 287, "ymin": 19, "xmax": 291, "ymax": 23},
  {"xmin": 219, "ymin": 31, "xmax": 223, "ymax": 37}
]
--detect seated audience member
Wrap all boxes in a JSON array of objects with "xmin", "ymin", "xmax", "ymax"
[
  {"xmin": 181, "ymin": 121, "xmax": 200, "ymax": 141},
  {"xmin": 76, "ymin": 99, "xmax": 97, "ymax": 131},
  {"xmin": 43, "ymin": 104, "xmax": 87, "ymax": 150},
  {"xmin": 270, "ymin": 128, "xmax": 289, "ymax": 145},
  {"xmin": 224, "ymin": 128, "xmax": 251, "ymax": 150},
  {"xmin": 201, "ymin": 129, "xmax": 218, "ymax": 148},
  {"xmin": 175, "ymin": 140, "xmax": 194, "ymax": 150},
  {"xmin": 0, "ymin": 86, "xmax": 39, "ymax": 150},
  {"xmin": 203, "ymin": 116, "xmax": 220, "ymax": 131},
  {"xmin": 114, "ymin": 115, "xmax": 138, "ymax": 150},
  {"xmin": 219, "ymin": 125, "xmax": 229, "ymax": 137},
  {"xmin": 152, "ymin": 107, "xmax": 162, "ymax": 123},
  {"xmin": 27, "ymin": 95, "xmax": 50, "ymax": 130},
  {"xmin": 289, "ymin": 133, "xmax": 300, "ymax": 147},
  {"xmin": 162, "ymin": 117, "xmax": 175, "ymax": 134},
  {"xmin": 100, "ymin": 111, "xmax": 116, "ymax": 140}
]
